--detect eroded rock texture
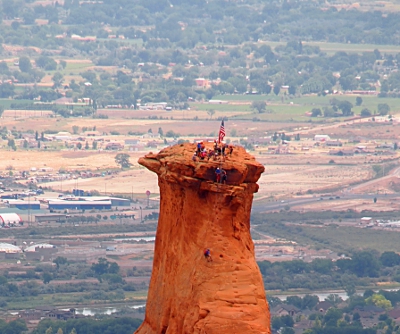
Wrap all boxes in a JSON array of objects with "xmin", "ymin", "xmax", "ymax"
[{"xmin": 135, "ymin": 143, "xmax": 270, "ymax": 334}]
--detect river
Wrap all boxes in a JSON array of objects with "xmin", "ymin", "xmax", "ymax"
[
  {"xmin": 75, "ymin": 304, "xmax": 146, "ymax": 316},
  {"xmin": 272, "ymin": 287, "xmax": 400, "ymax": 302},
  {"xmin": 68, "ymin": 288, "xmax": 400, "ymax": 316}
]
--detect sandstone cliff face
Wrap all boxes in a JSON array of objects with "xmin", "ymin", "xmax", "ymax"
[{"xmin": 135, "ymin": 143, "xmax": 270, "ymax": 334}]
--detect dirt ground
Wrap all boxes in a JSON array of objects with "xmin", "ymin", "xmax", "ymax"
[
  {"xmin": 1, "ymin": 113, "xmax": 399, "ymax": 199},
  {"xmin": 0, "ymin": 150, "xmax": 158, "ymax": 194}
]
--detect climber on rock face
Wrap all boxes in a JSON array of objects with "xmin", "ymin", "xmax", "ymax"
[
  {"xmin": 197, "ymin": 142, "xmax": 202, "ymax": 156},
  {"xmin": 204, "ymin": 248, "xmax": 212, "ymax": 262},
  {"xmin": 221, "ymin": 169, "xmax": 227, "ymax": 184},
  {"xmin": 215, "ymin": 167, "xmax": 221, "ymax": 183}
]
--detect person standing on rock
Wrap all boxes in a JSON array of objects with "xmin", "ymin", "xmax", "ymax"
[
  {"xmin": 196, "ymin": 142, "xmax": 202, "ymax": 157},
  {"xmin": 221, "ymin": 143, "xmax": 227, "ymax": 160},
  {"xmin": 204, "ymin": 248, "xmax": 212, "ymax": 262},
  {"xmin": 215, "ymin": 167, "xmax": 221, "ymax": 183},
  {"xmin": 221, "ymin": 169, "xmax": 227, "ymax": 184},
  {"xmin": 229, "ymin": 144, "xmax": 233, "ymax": 157}
]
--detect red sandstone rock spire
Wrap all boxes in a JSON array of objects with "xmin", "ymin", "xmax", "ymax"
[{"xmin": 135, "ymin": 143, "xmax": 270, "ymax": 334}]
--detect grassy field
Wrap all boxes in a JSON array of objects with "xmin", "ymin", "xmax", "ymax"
[
  {"xmin": 256, "ymin": 222, "xmax": 400, "ymax": 254},
  {"xmin": 64, "ymin": 61, "xmax": 93, "ymax": 72},
  {"xmin": 206, "ymin": 94, "xmax": 400, "ymax": 121},
  {"xmin": 5, "ymin": 290, "xmax": 148, "ymax": 310},
  {"xmin": 0, "ymin": 99, "xmax": 34, "ymax": 108}
]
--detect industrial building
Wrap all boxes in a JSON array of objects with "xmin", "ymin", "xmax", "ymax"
[
  {"xmin": 0, "ymin": 242, "xmax": 22, "ymax": 253},
  {"xmin": 24, "ymin": 243, "xmax": 56, "ymax": 252},
  {"xmin": 0, "ymin": 213, "xmax": 22, "ymax": 225},
  {"xmin": 81, "ymin": 196, "xmax": 131, "ymax": 207},
  {"xmin": 48, "ymin": 200, "xmax": 112, "ymax": 210},
  {"xmin": 4, "ymin": 200, "xmax": 41, "ymax": 210}
]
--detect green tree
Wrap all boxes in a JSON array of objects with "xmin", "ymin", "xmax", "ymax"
[
  {"xmin": 207, "ymin": 109, "xmax": 215, "ymax": 119},
  {"xmin": 281, "ymin": 328, "xmax": 295, "ymax": 334},
  {"xmin": 338, "ymin": 100, "xmax": 353, "ymax": 116},
  {"xmin": 19, "ymin": 56, "xmax": 32, "ymax": 73},
  {"xmin": 351, "ymin": 251, "xmax": 380, "ymax": 277},
  {"xmin": 302, "ymin": 295, "xmax": 319, "ymax": 310},
  {"xmin": 380, "ymin": 251, "xmax": 400, "ymax": 267},
  {"xmin": 42, "ymin": 272, "xmax": 52, "ymax": 284},
  {"xmin": 45, "ymin": 327, "xmax": 53, "ymax": 334},
  {"xmin": 360, "ymin": 108, "xmax": 371, "ymax": 117},
  {"xmin": 0, "ymin": 319, "xmax": 28, "ymax": 334},
  {"xmin": 59, "ymin": 60, "xmax": 67, "ymax": 69},
  {"xmin": 323, "ymin": 308, "xmax": 343, "ymax": 327},
  {"xmin": 57, "ymin": 328, "xmax": 64, "ymax": 334},
  {"xmin": 366, "ymin": 294, "xmax": 392, "ymax": 310},
  {"xmin": 251, "ymin": 101, "xmax": 267, "ymax": 113},
  {"xmin": 92, "ymin": 141, "xmax": 98, "ymax": 150},
  {"xmin": 325, "ymin": 294, "xmax": 343, "ymax": 307},
  {"xmin": 311, "ymin": 108, "xmax": 322, "ymax": 117},
  {"xmin": 115, "ymin": 153, "xmax": 132, "ymax": 168},
  {"xmin": 53, "ymin": 256, "xmax": 68, "ymax": 270},
  {"xmin": 355, "ymin": 96, "xmax": 363, "ymax": 106},
  {"xmin": 280, "ymin": 315, "xmax": 294, "ymax": 327},
  {"xmin": 7, "ymin": 138, "xmax": 16, "ymax": 150},
  {"xmin": 378, "ymin": 103, "xmax": 390, "ymax": 116},
  {"xmin": 271, "ymin": 316, "xmax": 283, "ymax": 330},
  {"xmin": 72, "ymin": 126, "xmax": 79, "ymax": 134},
  {"xmin": 76, "ymin": 142, "xmax": 82, "ymax": 150},
  {"xmin": 85, "ymin": 141, "xmax": 89, "ymax": 150},
  {"xmin": 23, "ymin": 140, "xmax": 28, "ymax": 149},
  {"xmin": 91, "ymin": 258, "xmax": 120, "ymax": 276},
  {"xmin": 52, "ymin": 72, "xmax": 64, "ymax": 88},
  {"xmin": 288, "ymin": 85, "xmax": 296, "ymax": 95},
  {"xmin": 273, "ymin": 85, "xmax": 280, "ymax": 95}
]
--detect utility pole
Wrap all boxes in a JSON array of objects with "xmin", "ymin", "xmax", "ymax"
[{"xmin": 28, "ymin": 193, "xmax": 30, "ymax": 226}]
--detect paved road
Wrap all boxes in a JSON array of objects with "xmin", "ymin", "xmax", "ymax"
[{"xmin": 347, "ymin": 165, "xmax": 400, "ymax": 193}]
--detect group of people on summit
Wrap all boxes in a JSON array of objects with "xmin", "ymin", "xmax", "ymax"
[
  {"xmin": 192, "ymin": 140, "xmax": 233, "ymax": 185},
  {"xmin": 193, "ymin": 141, "xmax": 233, "ymax": 162}
]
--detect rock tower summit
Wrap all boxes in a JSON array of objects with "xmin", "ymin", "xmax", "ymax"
[{"xmin": 136, "ymin": 142, "xmax": 270, "ymax": 334}]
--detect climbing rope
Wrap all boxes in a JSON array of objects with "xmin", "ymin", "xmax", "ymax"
[{"xmin": 203, "ymin": 146, "xmax": 225, "ymax": 262}]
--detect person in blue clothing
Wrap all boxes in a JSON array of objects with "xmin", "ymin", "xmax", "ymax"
[
  {"xmin": 204, "ymin": 248, "xmax": 212, "ymax": 262},
  {"xmin": 215, "ymin": 167, "xmax": 221, "ymax": 183},
  {"xmin": 196, "ymin": 142, "xmax": 202, "ymax": 156}
]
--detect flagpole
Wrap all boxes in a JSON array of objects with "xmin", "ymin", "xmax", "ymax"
[{"xmin": 218, "ymin": 118, "xmax": 225, "ymax": 144}]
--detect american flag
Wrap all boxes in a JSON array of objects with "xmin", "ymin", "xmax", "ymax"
[{"xmin": 218, "ymin": 119, "xmax": 226, "ymax": 143}]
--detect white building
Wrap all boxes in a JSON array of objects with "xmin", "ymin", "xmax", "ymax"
[
  {"xmin": 314, "ymin": 135, "xmax": 331, "ymax": 142},
  {"xmin": 0, "ymin": 213, "xmax": 22, "ymax": 225}
]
